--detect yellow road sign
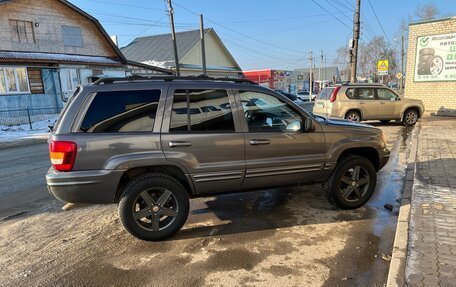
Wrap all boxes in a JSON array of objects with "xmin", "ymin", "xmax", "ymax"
[
  {"xmin": 396, "ymin": 72, "xmax": 403, "ymax": 79},
  {"xmin": 377, "ymin": 60, "xmax": 389, "ymax": 72}
]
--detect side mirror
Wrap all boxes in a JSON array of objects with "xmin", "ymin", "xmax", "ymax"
[
  {"xmin": 304, "ymin": 117, "xmax": 314, "ymax": 132},
  {"xmin": 285, "ymin": 120, "xmax": 302, "ymax": 132}
]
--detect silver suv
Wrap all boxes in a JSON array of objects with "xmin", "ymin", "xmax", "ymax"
[
  {"xmin": 46, "ymin": 76, "xmax": 390, "ymax": 241},
  {"xmin": 313, "ymin": 83, "xmax": 425, "ymax": 126}
]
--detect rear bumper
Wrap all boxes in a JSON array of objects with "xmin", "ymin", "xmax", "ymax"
[{"xmin": 46, "ymin": 167, "xmax": 125, "ymax": 204}]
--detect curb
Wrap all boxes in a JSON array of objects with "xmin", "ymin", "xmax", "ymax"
[{"xmin": 386, "ymin": 123, "xmax": 420, "ymax": 287}]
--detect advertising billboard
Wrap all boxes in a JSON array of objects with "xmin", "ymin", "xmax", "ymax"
[{"xmin": 414, "ymin": 32, "xmax": 456, "ymax": 82}]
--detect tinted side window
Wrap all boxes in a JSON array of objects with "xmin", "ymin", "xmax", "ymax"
[
  {"xmin": 346, "ymin": 88, "xmax": 356, "ymax": 99},
  {"xmin": 240, "ymin": 91, "xmax": 303, "ymax": 132},
  {"xmin": 317, "ymin": 87, "xmax": 334, "ymax": 100},
  {"xmin": 169, "ymin": 89, "xmax": 235, "ymax": 133},
  {"xmin": 357, "ymin": 88, "xmax": 375, "ymax": 100},
  {"xmin": 81, "ymin": 90, "xmax": 161, "ymax": 133},
  {"xmin": 377, "ymin": 89, "xmax": 397, "ymax": 101}
]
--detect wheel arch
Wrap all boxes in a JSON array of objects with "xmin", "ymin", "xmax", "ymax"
[
  {"xmin": 114, "ymin": 165, "xmax": 195, "ymax": 203},
  {"xmin": 337, "ymin": 147, "xmax": 380, "ymax": 171},
  {"xmin": 401, "ymin": 106, "xmax": 422, "ymax": 121},
  {"xmin": 344, "ymin": 109, "xmax": 364, "ymax": 121}
]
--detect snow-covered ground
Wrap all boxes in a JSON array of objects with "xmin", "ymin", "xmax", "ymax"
[{"xmin": 0, "ymin": 116, "xmax": 57, "ymax": 143}]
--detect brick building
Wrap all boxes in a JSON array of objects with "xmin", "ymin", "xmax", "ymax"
[{"xmin": 405, "ymin": 17, "xmax": 456, "ymax": 115}]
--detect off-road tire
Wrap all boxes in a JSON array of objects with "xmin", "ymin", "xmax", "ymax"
[
  {"xmin": 419, "ymin": 48, "xmax": 435, "ymax": 56},
  {"xmin": 323, "ymin": 155, "xmax": 377, "ymax": 209},
  {"xmin": 118, "ymin": 173, "xmax": 189, "ymax": 241}
]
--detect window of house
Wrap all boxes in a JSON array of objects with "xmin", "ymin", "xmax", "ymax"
[
  {"xmin": 169, "ymin": 89, "xmax": 235, "ymax": 133},
  {"xmin": 9, "ymin": 19, "xmax": 35, "ymax": 43},
  {"xmin": 62, "ymin": 25, "xmax": 83, "ymax": 47},
  {"xmin": 0, "ymin": 67, "xmax": 30, "ymax": 95},
  {"xmin": 80, "ymin": 90, "xmax": 161, "ymax": 133}
]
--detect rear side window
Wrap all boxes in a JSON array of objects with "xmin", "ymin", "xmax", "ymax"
[
  {"xmin": 169, "ymin": 89, "xmax": 235, "ymax": 133},
  {"xmin": 345, "ymin": 88, "xmax": 356, "ymax": 99},
  {"xmin": 80, "ymin": 90, "xmax": 161, "ymax": 133},
  {"xmin": 357, "ymin": 88, "xmax": 375, "ymax": 100},
  {"xmin": 317, "ymin": 87, "xmax": 334, "ymax": 100}
]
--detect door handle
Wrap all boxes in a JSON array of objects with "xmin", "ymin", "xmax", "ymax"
[
  {"xmin": 360, "ymin": 102, "xmax": 365, "ymax": 105},
  {"xmin": 250, "ymin": 139, "xmax": 271, "ymax": 145},
  {"xmin": 169, "ymin": 141, "xmax": 192, "ymax": 147},
  {"xmin": 380, "ymin": 102, "xmax": 385, "ymax": 104}
]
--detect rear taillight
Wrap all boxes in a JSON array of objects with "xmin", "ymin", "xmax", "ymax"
[
  {"xmin": 329, "ymin": 86, "xmax": 341, "ymax": 102},
  {"xmin": 49, "ymin": 141, "xmax": 77, "ymax": 172}
]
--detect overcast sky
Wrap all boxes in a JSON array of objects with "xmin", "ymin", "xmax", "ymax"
[{"xmin": 70, "ymin": 0, "xmax": 455, "ymax": 70}]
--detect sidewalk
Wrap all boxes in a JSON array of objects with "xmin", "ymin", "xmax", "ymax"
[{"xmin": 406, "ymin": 116, "xmax": 456, "ymax": 286}]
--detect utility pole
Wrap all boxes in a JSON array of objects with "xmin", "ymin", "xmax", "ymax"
[
  {"xmin": 350, "ymin": 0, "xmax": 361, "ymax": 83},
  {"xmin": 319, "ymin": 50, "xmax": 323, "ymax": 90},
  {"xmin": 401, "ymin": 35, "xmax": 404, "ymax": 91},
  {"xmin": 324, "ymin": 54, "xmax": 327, "ymax": 84},
  {"xmin": 167, "ymin": 0, "xmax": 180, "ymax": 76},
  {"xmin": 309, "ymin": 51, "xmax": 313, "ymax": 102},
  {"xmin": 200, "ymin": 14, "xmax": 207, "ymax": 76}
]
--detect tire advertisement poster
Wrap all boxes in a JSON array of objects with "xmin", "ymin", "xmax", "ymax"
[{"xmin": 415, "ymin": 32, "xmax": 456, "ymax": 82}]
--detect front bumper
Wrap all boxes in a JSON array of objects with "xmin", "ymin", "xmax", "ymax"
[
  {"xmin": 378, "ymin": 147, "xmax": 391, "ymax": 171},
  {"xmin": 46, "ymin": 167, "xmax": 125, "ymax": 204}
]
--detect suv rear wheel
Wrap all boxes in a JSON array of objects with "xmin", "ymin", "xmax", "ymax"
[
  {"xmin": 323, "ymin": 155, "xmax": 376, "ymax": 209},
  {"xmin": 345, "ymin": 111, "xmax": 361, "ymax": 122},
  {"xmin": 118, "ymin": 173, "xmax": 189, "ymax": 241},
  {"xmin": 403, "ymin": 108, "xmax": 419, "ymax": 126}
]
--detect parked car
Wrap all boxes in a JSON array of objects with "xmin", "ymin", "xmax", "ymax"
[
  {"xmin": 274, "ymin": 90, "xmax": 306, "ymax": 106},
  {"xmin": 47, "ymin": 76, "xmax": 390, "ymax": 241},
  {"xmin": 313, "ymin": 83, "xmax": 425, "ymax": 126}
]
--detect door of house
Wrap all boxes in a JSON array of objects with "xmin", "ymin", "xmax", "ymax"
[{"xmin": 59, "ymin": 68, "xmax": 80, "ymax": 101}]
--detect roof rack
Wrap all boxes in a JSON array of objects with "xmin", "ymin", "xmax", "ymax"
[
  {"xmin": 338, "ymin": 82, "xmax": 385, "ymax": 86},
  {"xmin": 92, "ymin": 75, "xmax": 258, "ymax": 85}
]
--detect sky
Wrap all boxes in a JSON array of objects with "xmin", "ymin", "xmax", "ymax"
[{"xmin": 69, "ymin": 0, "xmax": 455, "ymax": 71}]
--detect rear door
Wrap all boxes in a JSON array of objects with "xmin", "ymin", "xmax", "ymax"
[
  {"xmin": 161, "ymin": 85, "xmax": 246, "ymax": 194},
  {"xmin": 376, "ymin": 88, "xmax": 400, "ymax": 119},
  {"xmin": 356, "ymin": 88, "xmax": 378, "ymax": 120},
  {"xmin": 236, "ymin": 89, "xmax": 326, "ymax": 190}
]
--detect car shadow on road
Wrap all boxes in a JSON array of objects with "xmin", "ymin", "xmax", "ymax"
[{"xmin": 172, "ymin": 184, "xmax": 384, "ymax": 241}]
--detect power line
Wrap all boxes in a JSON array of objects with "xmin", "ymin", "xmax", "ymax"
[
  {"xmin": 171, "ymin": 1, "xmax": 305, "ymax": 55},
  {"xmin": 310, "ymin": 0, "xmax": 352, "ymax": 30},
  {"xmin": 366, "ymin": 0, "xmax": 394, "ymax": 47}
]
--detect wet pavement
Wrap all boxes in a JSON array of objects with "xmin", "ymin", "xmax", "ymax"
[{"xmin": 0, "ymin": 122, "xmax": 412, "ymax": 287}]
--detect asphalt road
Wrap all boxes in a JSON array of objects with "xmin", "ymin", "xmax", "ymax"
[{"xmin": 0, "ymin": 123, "xmax": 412, "ymax": 287}]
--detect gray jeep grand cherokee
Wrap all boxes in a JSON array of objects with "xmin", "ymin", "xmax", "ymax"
[{"xmin": 46, "ymin": 76, "xmax": 390, "ymax": 241}]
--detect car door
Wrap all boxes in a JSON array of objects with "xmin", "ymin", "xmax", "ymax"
[
  {"xmin": 235, "ymin": 89, "xmax": 326, "ymax": 190},
  {"xmin": 161, "ymin": 85, "xmax": 246, "ymax": 195},
  {"xmin": 376, "ymin": 88, "xmax": 400, "ymax": 119},
  {"xmin": 356, "ymin": 88, "xmax": 378, "ymax": 120}
]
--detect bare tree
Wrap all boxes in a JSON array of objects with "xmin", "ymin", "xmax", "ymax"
[
  {"xmin": 333, "ymin": 47, "xmax": 350, "ymax": 80},
  {"xmin": 415, "ymin": 3, "xmax": 440, "ymax": 21},
  {"xmin": 334, "ymin": 36, "xmax": 397, "ymax": 81}
]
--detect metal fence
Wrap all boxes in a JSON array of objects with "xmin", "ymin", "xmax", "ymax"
[{"xmin": 0, "ymin": 106, "xmax": 61, "ymax": 131}]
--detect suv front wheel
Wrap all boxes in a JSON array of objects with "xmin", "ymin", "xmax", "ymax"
[
  {"xmin": 403, "ymin": 108, "xmax": 419, "ymax": 126},
  {"xmin": 323, "ymin": 155, "xmax": 376, "ymax": 209},
  {"xmin": 118, "ymin": 173, "xmax": 189, "ymax": 241}
]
